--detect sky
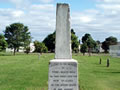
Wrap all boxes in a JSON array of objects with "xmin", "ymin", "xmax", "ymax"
[{"xmin": 0, "ymin": 0, "xmax": 120, "ymax": 42}]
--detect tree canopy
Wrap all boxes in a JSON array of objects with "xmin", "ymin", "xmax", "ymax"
[
  {"xmin": 4, "ymin": 23, "xmax": 31, "ymax": 55},
  {"xmin": 102, "ymin": 36, "xmax": 117, "ymax": 53},
  {"xmin": 43, "ymin": 32, "xmax": 55, "ymax": 52},
  {"xmin": 34, "ymin": 40, "xmax": 48, "ymax": 53},
  {"xmin": 0, "ymin": 34, "xmax": 8, "ymax": 51},
  {"xmin": 71, "ymin": 29, "xmax": 79, "ymax": 53},
  {"xmin": 81, "ymin": 33, "xmax": 97, "ymax": 56},
  {"xmin": 80, "ymin": 43, "xmax": 87, "ymax": 55}
]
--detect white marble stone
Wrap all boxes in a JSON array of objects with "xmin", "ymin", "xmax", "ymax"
[
  {"xmin": 55, "ymin": 3, "xmax": 72, "ymax": 59},
  {"xmin": 48, "ymin": 3, "xmax": 78, "ymax": 90},
  {"xmin": 48, "ymin": 59, "xmax": 78, "ymax": 90}
]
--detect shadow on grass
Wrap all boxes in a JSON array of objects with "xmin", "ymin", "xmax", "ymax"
[
  {"xmin": 0, "ymin": 53, "xmax": 13, "ymax": 56},
  {"xmin": 93, "ymin": 63, "xmax": 107, "ymax": 67},
  {"xmin": 93, "ymin": 70, "xmax": 120, "ymax": 74},
  {"xmin": 110, "ymin": 72, "xmax": 120, "ymax": 73}
]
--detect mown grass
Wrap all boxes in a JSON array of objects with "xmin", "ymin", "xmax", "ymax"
[
  {"xmin": 73, "ymin": 53, "xmax": 120, "ymax": 90},
  {"xmin": 0, "ymin": 53, "xmax": 120, "ymax": 90}
]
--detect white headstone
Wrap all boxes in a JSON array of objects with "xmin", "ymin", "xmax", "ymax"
[{"xmin": 48, "ymin": 3, "xmax": 78, "ymax": 90}]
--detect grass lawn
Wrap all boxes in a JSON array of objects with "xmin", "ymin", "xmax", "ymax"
[{"xmin": 0, "ymin": 53, "xmax": 120, "ymax": 90}]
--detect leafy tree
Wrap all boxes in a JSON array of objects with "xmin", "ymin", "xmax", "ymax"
[
  {"xmin": 71, "ymin": 29, "xmax": 79, "ymax": 53},
  {"xmin": 102, "ymin": 36, "xmax": 117, "ymax": 53},
  {"xmin": 0, "ymin": 34, "xmax": 8, "ymax": 51},
  {"xmin": 43, "ymin": 32, "xmax": 55, "ymax": 52},
  {"xmin": 87, "ymin": 37, "xmax": 96, "ymax": 56},
  {"xmin": 82, "ymin": 33, "xmax": 91, "ymax": 43},
  {"xmin": 71, "ymin": 29, "xmax": 75, "ymax": 34},
  {"xmin": 106, "ymin": 36, "xmax": 117, "ymax": 45},
  {"xmin": 81, "ymin": 33, "xmax": 97, "ymax": 56},
  {"xmin": 25, "ymin": 46, "xmax": 30, "ymax": 54},
  {"xmin": 21, "ymin": 26, "xmax": 31, "ymax": 49},
  {"xmin": 102, "ymin": 41, "xmax": 109, "ymax": 53},
  {"xmin": 96, "ymin": 40, "xmax": 101, "ymax": 44},
  {"xmin": 34, "ymin": 40, "xmax": 48, "ymax": 53},
  {"xmin": 80, "ymin": 43, "xmax": 87, "ymax": 55},
  {"xmin": 4, "ymin": 23, "xmax": 31, "ymax": 55}
]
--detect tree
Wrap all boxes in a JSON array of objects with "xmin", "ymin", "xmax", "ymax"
[
  {"xmin": 43, "ymin": 32, "xmax": 55, "ymax": 52},
  {"xmin": 96, "ymin": 40, "xmax": 101, "ymax": 44},
  {"xmin": 34, "ymin": 40, "xmax": 48, "ymax": 53},
  {"xmin": 102, "ymin": 36, "xmax": 117, "ymax": 53},
  {"xmin": 106, "ymin": 36, "xmax": 117, "ymax": 45},
  {"xmin": 71, "ymin": 29, "xmax": 79, "ymax": 53},
  {"xmin": 21, "ymin": 26, "xmax": 31, "ymax": 49},
  {"xmin": 82, "ymin": 33, "xmax": 91, "ymax": 43},
  {"xmin": 81, "ymin": 33, "xmax": 97, "ymax": 56},
  {"xmin": 4, "ymin": 23, "xmax": 31, "ymax": 55},
  {"xmin": 25, "ymin": 46, "xmax": 30, "ymax": 54},
  {"xmin": 102, "ymin": 41, "xmax": 109, "ymax": 53},
  {"xmin": 71, "ymin": 29, "xmax": 75, "ymax": 34},
  {"xmin": 0, "ymin": 34, "xmax": 7, "ymax": 51},
  {"xmin": 80, "ymin": 43, "xmax": 87, "ymax": 55}
]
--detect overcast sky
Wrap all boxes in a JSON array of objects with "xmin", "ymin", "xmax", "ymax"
[{"xmin": 0, "ymin": 0, "xmax": 120, "ymax": 42}]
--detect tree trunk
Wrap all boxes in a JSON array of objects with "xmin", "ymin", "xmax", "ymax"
[
  {"xmin": 83, "ymin": 53, "xmax": 85, "ymax": 56},
  {"xmin": 17, "ymin": 47, "xmax": 19, "ymax": 52},
  {"xmin": 88, "ymin": 48, "xmax": 91, "ymax": 56},
  {"xmin": 14, "ymin": 48, "xmax": 16, "ymax": 55}
]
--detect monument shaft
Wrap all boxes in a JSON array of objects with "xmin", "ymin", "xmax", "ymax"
[{"xmin": 55, "ymin": 4, "xmax": 72, "ymax": 59}]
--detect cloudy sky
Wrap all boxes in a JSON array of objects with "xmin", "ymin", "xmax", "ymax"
[{"xmin": 0, "ymin": 0, "xmax": 120, "ymax": 42}]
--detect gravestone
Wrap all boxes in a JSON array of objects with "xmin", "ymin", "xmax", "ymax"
[
  {"xmin": 107, "ymin": 59, "xmax": 110, "ymax": 67},
  {"xmin": 99, "ymin": 58, "xmax": 101, "ymax": 64},
  {"xmin": 38, "ymin": 53, "xmax": 40, "ymax": 60},
  {"xmin": 48, "ymin": 3, "xmax": 78, "ymax": 90}
]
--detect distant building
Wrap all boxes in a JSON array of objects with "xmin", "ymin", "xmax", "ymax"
[
  {"xmin": 6, "ymin": 43, "xmax": 35, "ymax": 53},
  {"xmin": 6, "ymin": 48, "xmax": 14, "ymax": 52},
  {"xmin": 109, "ymin": 43, "xmax": 120, "ymax": 57},
  {"xmin": 29, "ymin": 43, "xmax": 35, "ymax": 52},
  {"xmin": 91, "ymin": 44, "xmax": 104, "ymax": 53},
  {"xmin": 98, "ymin": 44, "xmax": 104, "ymax": 53},
  {"xmin": 79, "ymin": 43, "xmax": 104, "ymax": 53}
]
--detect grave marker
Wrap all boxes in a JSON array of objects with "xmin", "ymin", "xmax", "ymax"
[
  {"xmin": 107, "ymin": 59, "xmax": 110, "ymax": 67},
  {"xmin": 48, "ymin": 3, "xmax": 78, "ymax": 90},
  {"xmin": 99, "ymin": 58, "xmax": 101, "ymax": 64}
]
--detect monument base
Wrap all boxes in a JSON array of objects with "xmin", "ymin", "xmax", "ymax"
[{"xmin": 48, "ymin": 59, "xmax": 78, "ymax": 90}]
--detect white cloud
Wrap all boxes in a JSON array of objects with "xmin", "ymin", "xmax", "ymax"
[
  {"xmin": 39, "ymin": 0, "xmax": 54, "ymax": 3},
  {"xmin": 79, "ymin": 16, "xmax": 93, "ymax": 23},
  {"xmin": 31, "ymin": 4, "xmax": 55, "ymax": 11},
  {"xmin": 10, "ymin": 0, "xmax": 30, "ymax": 9},
  {"xmin": 97, "ymin": 4, "xmax": 120, "ymax": 11},
  {"xmin": 103, "ymin": 0, "xmax": 120, "ymax": 3},
  {"xmin": 12, "ymin": 10, "xmax": 24, "ymax": 17},
  {"xmin": 96, "ymin": 0, "xmax": 120, "ymax": 3}
]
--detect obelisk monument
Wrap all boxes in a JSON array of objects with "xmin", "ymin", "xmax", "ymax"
[{"xmin": 48, "ymin": 3, "xmax": 78, "ymax": 90}]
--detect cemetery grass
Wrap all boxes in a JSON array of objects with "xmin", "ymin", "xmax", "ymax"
[{"xmin": 0, "ymin": 53, "xmax": 120, "ymax": 90}]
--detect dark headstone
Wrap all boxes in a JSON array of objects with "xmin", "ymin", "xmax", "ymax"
[
  {"xmin": 99, "ymin": 58, "xmax": 102, "ymax": 64},
  {"xmin": 107, "ymin": 59, "xmax": 110, "ymax": 67}
]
